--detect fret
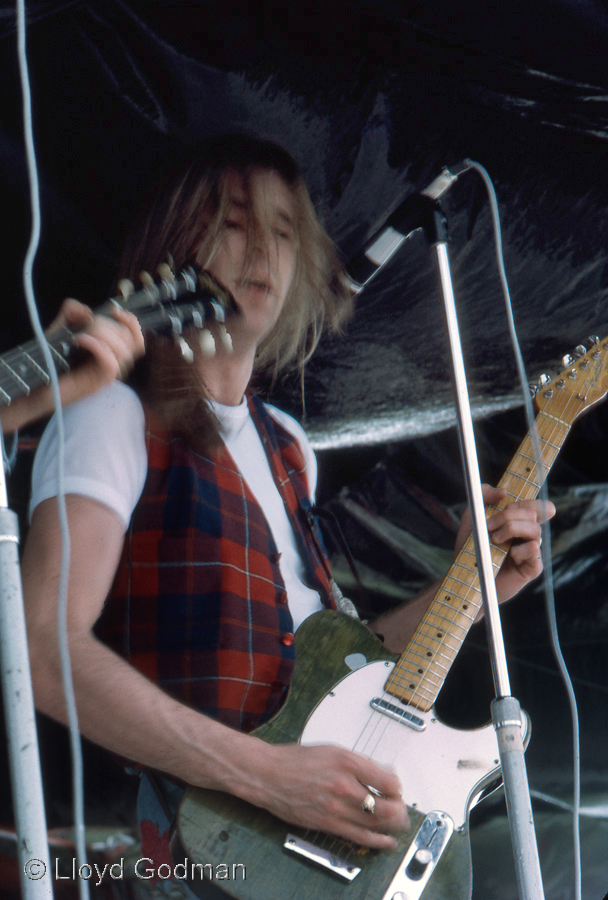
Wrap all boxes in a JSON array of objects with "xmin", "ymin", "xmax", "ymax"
[
  {"xmin": 442, "ymin": 569, "xmax": 486, "ymax": 596},
  {"xmin": 0, "ymin": 358, "xmax": 31, "ymax": 395},
  {"xmin": 0, "ymin": 338, "xmax": 70, "ymax": 406},
  {"xmin": 433, "ymin": 588, "xmax": 480, "ymax": 614},
  {"xmin": 2, "ymin": 345, "xmax": 53, "ymax": 393},
  {"xmin": 417, "ymin": 614, "xmax": 464, "ymax": 637},
  {"xmin": 539, "ymin": 409, "xmax": 571, "ymax": 426},
  {"xmin": 405, "ymin": 643, "xmax": 454, "ymax": 666},
  {"xmin": 18, "ymin": 348, "xmax": 51, "ymax": 385},
  {"xmin": 390, "ymin": 666, "xmax": 444, "ymax": 689},
  {"xmin": 48, "ymin": 342, "xmax": 71, "ymax": 372},
  {"xmin": 388, "ymin": 664, "xmax": 446, "ymax": 686},
  {"xmin": 390, "ymin": 651, "xmax": 451, "ymax": 678},
  {"xmin": 416, "ymin": 630, "xmax": 462, "ymax": 654},
  {"xmin": 386, "ymin": 679, "xmax": 436, "ymax": 703},
  {"xmin": 503, "ymin": 464, "xmax": 543, "ymax": 485},
  {"xmin": 422, "ymin": 612, "xmax": 468, "ymax": 635}
]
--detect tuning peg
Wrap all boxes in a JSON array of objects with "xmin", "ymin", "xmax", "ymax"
[
  {"xmin": 217, "ymin": 323, "xmax": 233, "ymax": 353},
  {"xmin": 167, "ymin": 312, "xmax": 194, "ymax": 363},
  {"xmin": 210, "ymin": 300, "xmax": 226, "ymax": 324},
  {"xmin": 157, "ymin": 262, "xmax": 175, "ymax": 283},
  {"xmin": 573, "ymin": 344, "xmax": 587, "ymax": 358},
  {"xmin": 561, "ymin": 354, "xmax": 575, "ymax": 368},
  {"xmin": 537, "ymin": 373, "xmax": 551, "ymax": 387},
  {"xmin": 117, "ymin": 279, "xmax": 134, "ymax": 302},
  {"xmin": 588, "ymin": 335, "xmax": 600, "ymax": 346},
  {"xmin": 191, "ymin": 309, "xmax": 204, "ymax": 330},
  {"xmin": 139, "ymin": 270, "xmax": 155, "ymax": 288},
  {"xmin": 175, "ymin": 335, "xmax": 194, "ymax": 363},
  {"xmin": 199, "ymin": 328, "xmax": 216, "ymax": 357}
]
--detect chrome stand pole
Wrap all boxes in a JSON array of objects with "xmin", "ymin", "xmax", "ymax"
[
  {"xmin": 0, "ymin": 440, "xmax": 53, "ymax": 898},
  {"xmin": 431, "ymin": 212, "xmax": 544, "ymax": 900}
]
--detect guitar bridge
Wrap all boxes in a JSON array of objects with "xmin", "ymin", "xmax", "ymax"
[{"xmin": 283, "ymin": 834, "xmax": 362, "ymax": 881}]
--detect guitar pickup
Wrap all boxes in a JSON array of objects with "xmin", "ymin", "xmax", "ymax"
[
  {"xmin": 370, "ymin": 697, "xmax": 426, "ymax": 731},
  {"xmin": 283, "ymin": 834, "xmax": 361, "ymax": 881}
]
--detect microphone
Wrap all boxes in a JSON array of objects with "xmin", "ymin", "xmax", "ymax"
[{"xmin": 346, "ymin": 160, "xmax": 472, "ymax": 293}]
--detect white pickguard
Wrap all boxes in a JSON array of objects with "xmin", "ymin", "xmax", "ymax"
[{"xmin": 299, "ymin": 660, "xmax": 506, "ymax": 828}]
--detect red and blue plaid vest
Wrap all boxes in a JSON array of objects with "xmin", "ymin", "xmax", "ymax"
[{"xmin": 97, "ymin": 393, "xmax": 335, "ymax": 732}]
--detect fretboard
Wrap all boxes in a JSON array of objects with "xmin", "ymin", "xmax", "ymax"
[{"xmin": 0, "ymin": 329, "xmax": 73, "ymax": 407}]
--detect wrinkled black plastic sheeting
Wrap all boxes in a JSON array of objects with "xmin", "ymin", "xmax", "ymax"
[{"xmin": 2, "ymin": 1, "xmax": 608, "ymax": 448}]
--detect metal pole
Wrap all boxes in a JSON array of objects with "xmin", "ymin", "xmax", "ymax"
[
  {"xmin": 0, "ymin": 487, "xmax": 54, "ymax": 898},
  {"xmin": 433, "ymin": 235, "xmax": 545, "ymax": 900}
]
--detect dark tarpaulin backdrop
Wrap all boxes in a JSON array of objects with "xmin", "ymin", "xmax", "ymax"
[{"xmin": 0, "ymin": 3, "xmax": 607, "ymax": 898}]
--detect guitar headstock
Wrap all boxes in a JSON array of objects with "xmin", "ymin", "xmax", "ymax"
[
  {"xmin": 532, "ymin": 335, "xmax": 608, "ymax": 424},
  {"xmin": 108, "ymin": 264, "xmax": 240, "ymax": 359}
]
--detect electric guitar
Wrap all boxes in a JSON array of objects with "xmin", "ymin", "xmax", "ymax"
[
  {"xmin": 0, "ymin": 266, "xmax": 238, "ymax": 409},
  {"xmin": 177, "ymin": 335, "xmax": 608, "ymax": 900}
]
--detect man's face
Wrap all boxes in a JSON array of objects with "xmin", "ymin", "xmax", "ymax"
[{"xmin": 203, "ymin": 168, "xmax": 297, "ymax": 348}]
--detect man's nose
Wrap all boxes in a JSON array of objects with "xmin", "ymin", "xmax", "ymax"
[{"xmin": 251, "ymin": 229, "xmax": 277, "ymax": 268}]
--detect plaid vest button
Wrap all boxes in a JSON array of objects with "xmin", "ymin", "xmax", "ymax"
[{"xmin": 281, "ymin": 632, "xmax": 295, "ymax": 646}]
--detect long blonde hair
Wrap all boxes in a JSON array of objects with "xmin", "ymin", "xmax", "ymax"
[{"xmin": 122, "ymin": 134, "xmax": 353, "ymax": 446}]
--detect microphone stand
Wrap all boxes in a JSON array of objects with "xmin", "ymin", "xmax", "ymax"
[
  {"xmin": 419, "ymin": 199, "xmax": 545, "ymax": 900},
  {"xmin": 0, "ymin": 431, "xmax": 54, "ymax": 898}
]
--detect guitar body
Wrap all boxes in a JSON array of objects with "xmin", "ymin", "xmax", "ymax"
[{"xmin": 178, "ymin": 610, "xmax": 517, "ymax": 900}]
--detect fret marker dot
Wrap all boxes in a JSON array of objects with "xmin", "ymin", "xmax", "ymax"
[
  {"xmin": 426, "ymin": 651, "xmax": 433, "ymax": 657},
  {"xmin": 417, "ymin": 668, "xmax": 423, "ymax": 674},
  {"xmin": 437, "ymin": 632, "xmax": 442, "ymax": 638},
  {"xmin": 463, "ymin": 604, "xmax": 469, "ymax": 610},
  {"xmin": 409, "ymin": 683, "xmax": 415, "ymax": 689}
]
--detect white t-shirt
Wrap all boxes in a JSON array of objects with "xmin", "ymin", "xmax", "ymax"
[{"xmin": 30, "ymin": 381, "xmax": 324, "ymax": 631}]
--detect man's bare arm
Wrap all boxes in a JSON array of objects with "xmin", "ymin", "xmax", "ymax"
[{"xmin": 23, "ymin": 494, "xmax": 408, "ymax": 850}]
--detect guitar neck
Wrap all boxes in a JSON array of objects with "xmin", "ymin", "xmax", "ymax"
[
  {"xmin": 0, "ymin": 329, "xmax": 74, "ymax": 407},
  {"xmin": 0, "ymin": 267, "xmax": 236, "ymax": 410},
  {"xmin": 384, "ymin": 343, "xmax": 607, "ymax": 711}
]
